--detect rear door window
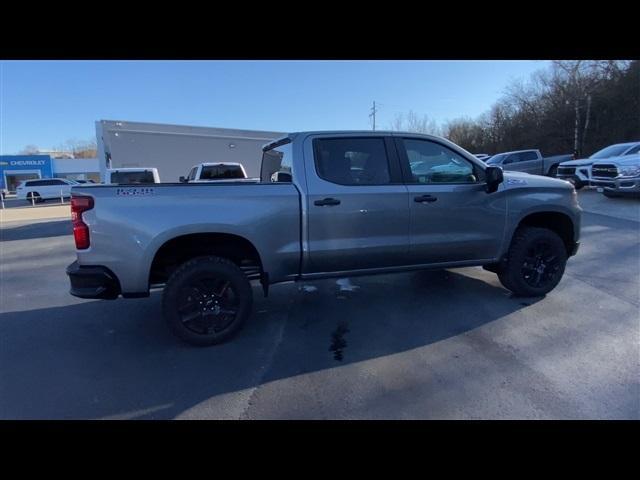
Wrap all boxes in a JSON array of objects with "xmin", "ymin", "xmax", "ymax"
[
  {"xmin": 313, "ymin": 137, "xmax": 391, "ymax": 185},
  {"xmin": 520, "ymin": 151, "xmax": 539, "ymax": 161}
]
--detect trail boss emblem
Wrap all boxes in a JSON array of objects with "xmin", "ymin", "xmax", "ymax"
[{"xmin": 116, "ymin": 187, "xmax": 155, "ymax": 196}]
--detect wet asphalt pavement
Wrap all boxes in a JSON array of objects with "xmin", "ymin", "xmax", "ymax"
[{"xmin": 0, "ymin": 190, "xmax": 638, "ymax": 419}]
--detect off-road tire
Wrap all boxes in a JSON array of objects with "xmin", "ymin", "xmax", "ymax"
[
  {"xmin": 162, "ymin": 255, "xmax": 253, "ymax": 346},
  {"xmin": 497, "ymin": 226, "xmax": 567, "ymax": 297}
]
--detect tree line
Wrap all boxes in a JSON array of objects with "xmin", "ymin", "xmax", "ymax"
[
  {"xmin": 391, "ymin": 60, "xmax": 639, "ymax": 158},
  {"xmin": 19, "ymin": 138, "xmax": 98, "ymax": 158}
]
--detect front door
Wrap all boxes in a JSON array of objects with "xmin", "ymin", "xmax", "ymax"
[
  {"xmin": 304, "ymin": 135, "xmax": 410, "ymax": 273},
  {"xmin": 394, "ymin": 136, "xmax": 507, "ymax": 264}
]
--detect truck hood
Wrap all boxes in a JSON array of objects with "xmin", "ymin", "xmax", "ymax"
[
  {"xmin": 592, "ymin": 154, "xmax": 640, "ymax": 167},
  {"xmin": 559, "ymin": 158, "xmax": 594, "ymax": 167},
  {"xmin": 502, "ymin": 170, "xmax": 573, "ymax": 190}
]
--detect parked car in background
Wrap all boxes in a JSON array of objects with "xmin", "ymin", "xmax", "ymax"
[
  {"xmin": 485, "ymin": 149, "xmax": 573, "ymax": 176},
  {"xmin": 16, "ymin": 178, "xmax": 78, "ymax": 203},
  {"xmin": 66, "ymin": 131, "xmax": 581, "ymax": 346},
  {"xmin": 104, "ymin": 168, "xmax": 160, "ymax": 184},
  {"xmin": 474, "ymin": 154, "xmax": 490, "ymax": 160},
  {"xmin": 590, "ymin": 154, "xmax": 640, "ymax": 198},
  {"xmin": 75, "ymin": 179, "xmax": 96, "ymax": 184},
  {"xmin": 557, "ymin": 141, "xmax": 640, "ymax": 190},
  {"xmin": 180, "ymin": 162, "xmax": 253, "ymax": 183}
]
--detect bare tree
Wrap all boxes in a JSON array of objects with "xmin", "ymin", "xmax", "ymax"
[
  {"xmin": 19, "ymin": 144, "xmax": 40, "ymax": 155},
  {"xmin": 389, "ymin": 110, "xmax": 441, "ymax": 136}
]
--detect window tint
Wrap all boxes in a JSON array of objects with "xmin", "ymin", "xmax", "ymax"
[
  {"xmin": 110, "ymin": 171, "xmax": 155, "ymax": 184},
  {"xmin": 188, "ymin": 167, "xmax": 197, "ymax": 181},
  {"xmin": 503, "ymin": 153, "xmax": 519, "ymax": 164},
  {"xmin": 314, "ymin": 137, "xmax": 391, "ymax": 185},
  {"xmin": 625, "ymin": 145, "xmax": 640, "ymax": 155},
  {"xmin": 520, "ymin": 151, "xmax": 538, "ymax": 161},
  {"xmin": 261, "ymin": 141, "xmax": 293, "ymax": 182},
  {"xmin": 590, "ymin": 144, "xmax": 631, "ymax": 159},
  {"xmin": 201, "ymin": 165, "xmax": 245, "ymax": 179},
  {"xmin": 403, "ymin": 139, "xmax": 477, "ymax": 184}
]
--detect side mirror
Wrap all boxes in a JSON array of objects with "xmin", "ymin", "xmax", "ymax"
[
  {"xmin": 485, "ymin": 166, "xmax": 504, "ymax": 193},
  {"xmin": 179, "ymin": 176, "xmax": 187, "ymax": 183}
]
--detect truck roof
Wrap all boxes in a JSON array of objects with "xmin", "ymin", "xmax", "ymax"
[{"xmin": 262, "ymin": 131, "xmax": 452, "ymax": 151}]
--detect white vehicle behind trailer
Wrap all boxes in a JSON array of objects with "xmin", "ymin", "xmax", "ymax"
[
  {"xmin": 180, "ymin": 162, "xmax": 257, "ymax": 183},
  {"xmin": 105, "ymin": 168, "xmax": 160, "ymax": 184}
]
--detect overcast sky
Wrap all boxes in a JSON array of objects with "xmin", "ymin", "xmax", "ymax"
[{"xmin": 0, "ymin": 60, "xmax": 550, "ymax": 154}]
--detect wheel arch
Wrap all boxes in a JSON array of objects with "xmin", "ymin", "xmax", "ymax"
[
  {"xmin": 148, "ymin": 231, "xmax": 265, "ymax": 287},
  {"xmin": 513, "ymin": 210, "xmax": 576, "ymax": 256}
]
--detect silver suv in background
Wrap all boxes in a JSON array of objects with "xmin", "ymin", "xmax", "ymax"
[
  {"xmin": 557, "ymin": 141, "xmax": 640, "ymax": 189},
  {"xmin": 16, "ymin": 178, "xmax": 78, "ymax": 203},
  {"xmin": 485, "ymin": 149, "xmax": 573, "ymax": 177}
]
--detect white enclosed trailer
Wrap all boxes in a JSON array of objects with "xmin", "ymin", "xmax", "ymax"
[{"xmin": 95, "ymin": 120, "xmax": 284, "ymax": 183}]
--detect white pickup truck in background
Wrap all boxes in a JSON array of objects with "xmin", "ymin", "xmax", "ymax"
[
  {"xmin": 105, "ymin": 168, "xmax": 160, "ymax": 184},
  {"xmin": 180, "ymin": 162, "xmax": 257, "ymax": 183}
]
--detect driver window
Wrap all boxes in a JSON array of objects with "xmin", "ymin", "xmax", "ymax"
[{"xmin": 403, "ymin": 139, "xmax": 477, "ymax": 184}]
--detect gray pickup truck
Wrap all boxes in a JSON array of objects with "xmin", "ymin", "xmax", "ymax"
[
  {"xmin": 67, "ymin": 131, "xmax": 582, "ymax": 346},
  {"xmin": 485, "ymin": 149, "xmax": 573, "ymax": 177}
]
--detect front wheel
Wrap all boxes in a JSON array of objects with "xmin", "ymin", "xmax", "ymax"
[
  {"xmin": 162, "ymin": 256, "xmax": 253, "ymax": 346},
  {"xmin": 497, "ymin": 227, "xmax": 568, "ymax": 297}
]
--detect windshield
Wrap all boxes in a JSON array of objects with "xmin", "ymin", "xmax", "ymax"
[
  {"xmin": 200, "ymin": 165, "xmax": 245, "ymax": 179},
  {"xmin": 590, "ymin": 144, "xmax": 633, "ymax": 159},
  {"xmin": 486, "ymin": 154, "xmax": 505, "ymax": 165}
]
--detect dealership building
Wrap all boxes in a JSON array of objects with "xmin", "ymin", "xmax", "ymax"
[
  {"xmin": 0, "ymin": 155, "xmax": 100, "ymax": 192},
  {"xmin": 97, "ymin": 120, "xmax": 285, "ymax": 182}
]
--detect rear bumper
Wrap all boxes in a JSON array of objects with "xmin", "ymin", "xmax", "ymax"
[{"xmin": 66, "ymin": 261, "xmax": 121, "ymax": 300}]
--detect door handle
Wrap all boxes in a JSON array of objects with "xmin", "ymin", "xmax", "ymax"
[
  {"xmin": 314, "ymin": 197, "xmax": 341, "ymax": 206},
  {"xmin": 414, "ymin": 194, "xmax": 437, "ymax": 203}
]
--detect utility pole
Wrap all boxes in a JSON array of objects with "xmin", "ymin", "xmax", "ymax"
[{"xmin": 369, "ymin": 101, "xmax": 378, "ymax": 131}]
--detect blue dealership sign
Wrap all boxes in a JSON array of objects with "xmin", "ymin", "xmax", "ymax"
[{"xmin": 0, "ymin": 155, "xmax": 54, "ymax": 189}]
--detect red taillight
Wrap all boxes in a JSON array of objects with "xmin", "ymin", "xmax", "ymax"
[{"xmin": 71, "ymin": 195, "xmax": 94, "ymax": 249}]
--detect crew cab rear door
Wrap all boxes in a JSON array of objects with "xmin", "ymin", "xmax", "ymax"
[
  {"xmin": 394, "ymin": 136, "xmax": 506, "ymax": 263},
  {"xmin": 303, "ymin": 134, "xmax": 410, "ymax": 273}
]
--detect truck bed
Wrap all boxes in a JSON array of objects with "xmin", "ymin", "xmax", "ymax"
[{"xmin": 72, "ymin": 182, "xmax": 301, "ymax": 294}]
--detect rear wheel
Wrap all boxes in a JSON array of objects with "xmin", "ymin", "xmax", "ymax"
[
  {"xmin": 26, "ymin": 192, "xmax": 43, "ymax": 203},
  {"xmin": 497, "ymin": 227, "xmax": 567, "ymax": 297},
  {"xmin": 162, "ymin": 255, "xmax": 253, "ymax": 346},
  {"xmin": 548, "ymin": 165, "xmax": 558, "ymax": 177}
]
